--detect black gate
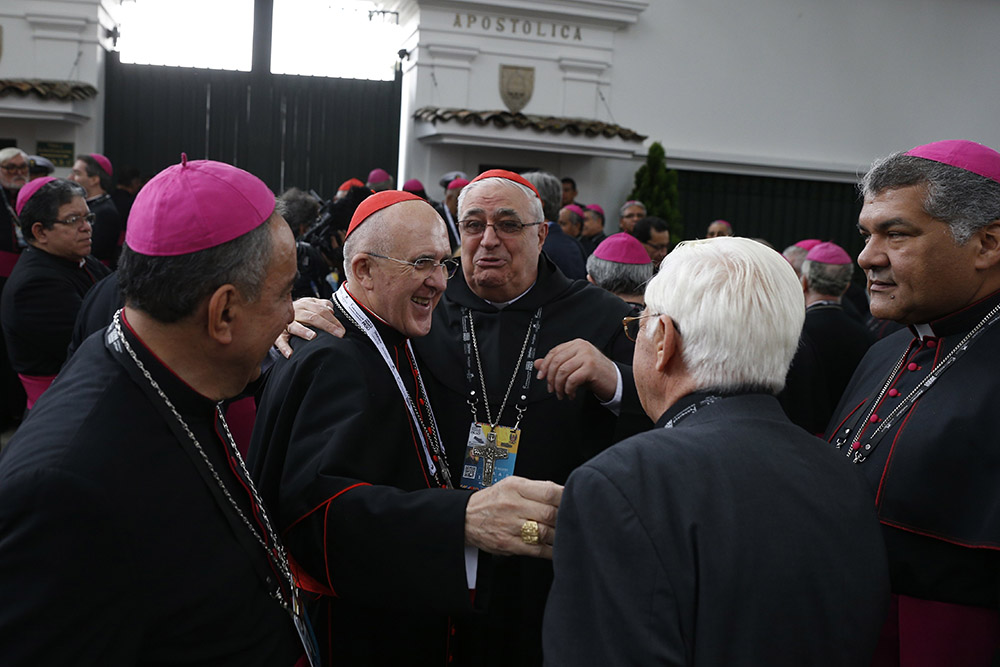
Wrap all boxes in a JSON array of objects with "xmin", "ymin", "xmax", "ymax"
[
  {"xmin": 103, "ymin": 54, "xmax": 402, "ymax": 199},
  {"xmin": 676, "ymin": 170, "xmax": 864, "ymax": 259}
]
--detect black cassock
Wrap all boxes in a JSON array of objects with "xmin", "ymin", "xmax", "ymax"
[
  {"xmin": 413, "ymin": 255, "xmax": 651, "ymax": 666},
  {"xmin": 780, "ymin": 302, "xmax": 873, "ymax": 434},
  {"xmin": 826, "ymin": 290, "xmax": 1000, "ymax": 660},
  {"xmin": 545, "ymin": 392, "xmax": 889, "ymax": 666},
  {"xmin": 0, "ymin": 316, "xmax": 302, "ymax": 666},
  {"xmin": 249, "ymin": 295, "xmax": 477, "ymax": 667},
  {"xmin": 0, "ymin": 246, "xmax": 108, "ymax": 375}
]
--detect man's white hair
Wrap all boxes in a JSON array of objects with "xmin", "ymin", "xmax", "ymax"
[
  {"xmin": 644, "ymin": 237, "xmax": 804, "ymax": 394},
  {"xmin": 457, "ymin": 177, "xmax": 544, "ymax": 223},
  {"xmin": 0, "ymin": 148, "xmax": 27, "ymax": 164}
]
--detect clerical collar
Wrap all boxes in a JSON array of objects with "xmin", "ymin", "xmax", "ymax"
[
  {"xmin": 29, "ymin": 245, "xmax": 91, "ymax": 270},
  {"xmin": 908, "ymin": 288, "xmax": 1000, "ymax": 339},
  {"xmin": 483, "ymin": 281, "xmax": 536, "ymax": 310}
]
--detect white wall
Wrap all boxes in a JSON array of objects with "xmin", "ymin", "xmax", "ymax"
[
  {"xmin": 610, "ymin": 0, "xmax": 1000, "ymax": 179},
  {"xmin": 0, "ymin": 0, "xmax": 118, "ymax": 175}
]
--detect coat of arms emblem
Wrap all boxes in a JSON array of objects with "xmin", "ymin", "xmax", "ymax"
[{"xmin": 499, "ymin": 65, "xmax": 534, "ymax": 115}]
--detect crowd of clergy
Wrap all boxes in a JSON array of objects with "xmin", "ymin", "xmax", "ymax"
[{"xmin": 0, "ymin": 138, "xmax": 998, "ymax": 666}]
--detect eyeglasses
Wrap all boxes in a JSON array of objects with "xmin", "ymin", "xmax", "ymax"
[
  {"xmin": 48, "ymin": 212, "xmax": 96, "ymax": 227},
  {"xmin": 644, "ymin": 242, "xmax": 669, "ymax": 252},
  {"xmin": 458, "ymin": 220, "xmax": 544, "ymax": 237},
  {"xmin": 1, "ymin": 163, "xmax": 28, "ymax": 173},
  {"xmin": 366, "ymin": 252, "xmax": 459, "ymax": 279},
  {"xmin": 622, "ymin": 314, "xmax": 680, "ymax": 342}
]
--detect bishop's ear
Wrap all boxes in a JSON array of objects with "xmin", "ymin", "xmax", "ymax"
[
  {"xmin": 205, "ymin": 284, "xmax": 240, "ymax": 344},
  {"xmin": 975, "ymin": 220, "xmax": 1000, "ymax": 270}
]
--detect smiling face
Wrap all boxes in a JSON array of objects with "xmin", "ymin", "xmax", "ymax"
[
  {"xmin": 360, "ymin": 201, "xmax": 451, "ymax": 338},
  {"xmin": 459, "ymin": 180, "xmax": 547, "ymax": 302},
  {"xmin": 32, "ymin": 196, "xmax": 93, "ymax": 261},
  {"xmin": 858, "ymin": 185, "xmax": 987, "ymax": 324},
  {"xmin": 235, "ymin": 215, "xmax": 297, "ymax": 386}
]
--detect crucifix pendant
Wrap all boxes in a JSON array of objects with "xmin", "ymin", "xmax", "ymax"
[
  {"xmin": 472, "ymin": 433, "xmax": 508, "ymax": 486},
  {"xmin": 461, "ymin": 422, "xmax": 522, "ymax": 490}
]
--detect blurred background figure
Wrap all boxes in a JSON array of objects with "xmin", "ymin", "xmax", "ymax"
[
  {"xmin": 560, "ymin": 177, "xmax": 583, "ymax": 207},
  {"xmin": 585, "ymin": 232, "xmax": 653, "ymax": 313},
  {"xmin": 632, "ymin": 216, "xmax": 671, "ymax": 268},
  {"xmin": 68, "ymin": 153, "xmax": 122, "ymax": 266},
  {"xmin": 522, "ymin": 170, "xmax": 586, "ymax": 279},
  {"xmin": 278, "ymin": 187, "xmax": 333, "ymax": 299},
  {"xmin": 26, "ymin": 155, "xmax": 54, "ymax": 181},
  {"xmin": 706, "ymin": 219, "xmax": 734, "ymax": 237},
  {"xmin": 618, "ymin": 200, "xmax": 646, "ymax": 234},
  {"xmin": 580, "ymin": 204, "xmax": 607, "ymax": 257},
  {"xmin": 366, "ymin": 167, "xmax": 394, "ymax": 192},
  {"xmin": 558, "ymin": 204, "xmax": 585, "ymax": 239},
  {"xmin": 779, "ymin": 241, "xmax": 873, "ymax": 434}
]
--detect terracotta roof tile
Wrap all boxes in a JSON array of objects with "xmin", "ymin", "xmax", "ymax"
[
  {"xmin": 414, "ymin": 106, "xmax": 645, "ymax": 142},
  {"xmin": 0, "ymin": 80, "xmax": 98, "ymax": 101}
]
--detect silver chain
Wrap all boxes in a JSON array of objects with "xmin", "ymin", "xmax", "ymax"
[
  {"xmin": 112, "ymin": 312, "xmax": 298, "ymax": 613},
  {"xmin": 840, "ymin": 301, "xmax": 1000, "ymax": 461},
  {"xmin": 468, "ymin": 312, "xmax": 533, "ymax": 428}
]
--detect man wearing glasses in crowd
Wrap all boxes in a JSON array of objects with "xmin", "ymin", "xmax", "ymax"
[
  {"xmin": 411, "ymin": 169, "xmax": 651, "ymax": 665},
  {"xmin": 250, "ymin": 190, "xmax": 563, "ymax": 666},
  {"xmin": 1, "ymin": 178, "xmax": 108, "ymax": 408},
  {"xmin": 545, "ymin": 237, "xmax": 888, "ymax": 665}
]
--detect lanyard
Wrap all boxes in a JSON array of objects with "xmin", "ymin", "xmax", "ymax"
[
  {"xmin": 461, "ymin": 306, "xmax": 542, "ymax": 429},
  {"xmin": 334, "ymin": 286, "xmax": 451, "ymax": 487}
]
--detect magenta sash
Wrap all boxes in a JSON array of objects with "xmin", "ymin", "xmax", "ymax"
[
  {"xmin": 872, "ymin": 594, "xmax": 1000, "ymax": 666},
  {"xmin": 18, "ymin": 373, "xmax": 56, "ymax": 409},
  {"xmin": 0, "ymin": 250, "xmax": 20, "ymax": 278}
]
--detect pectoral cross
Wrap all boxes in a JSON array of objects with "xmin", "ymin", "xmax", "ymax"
[{"xmin": 470, "ymin": 430, "xmax": 509, "ymax": 486}]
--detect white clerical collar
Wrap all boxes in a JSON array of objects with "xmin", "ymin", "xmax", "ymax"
[
  {"xmin": 912, "ymin": 323, "xmax": 934, "ymax": 340},
  {"xmin": 483, "ymin": 281, "xmax": 536, "ymax": 310}
]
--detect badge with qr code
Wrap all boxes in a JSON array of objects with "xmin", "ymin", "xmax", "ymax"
[{"xmin": 460, "ymin": 422, "xmax": 520, "ymax": 490}]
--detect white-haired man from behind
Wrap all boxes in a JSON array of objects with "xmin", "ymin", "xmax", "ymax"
[{"xmin": 544, "ymin": 236, "xmax": 889, "ymax": 667}]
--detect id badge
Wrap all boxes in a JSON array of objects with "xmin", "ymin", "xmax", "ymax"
[
  {"xmin": 292, "ymin": 604, "xmax": 321, "ymax": 667},
  {"xmin": 460, "ymin": 422, "xmax": 520, "ymax": 490}
]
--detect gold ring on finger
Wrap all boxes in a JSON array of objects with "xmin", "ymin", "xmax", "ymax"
[{"xmin": 521, "ymin": 520, "xmax": 540, "ymax": 545}]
